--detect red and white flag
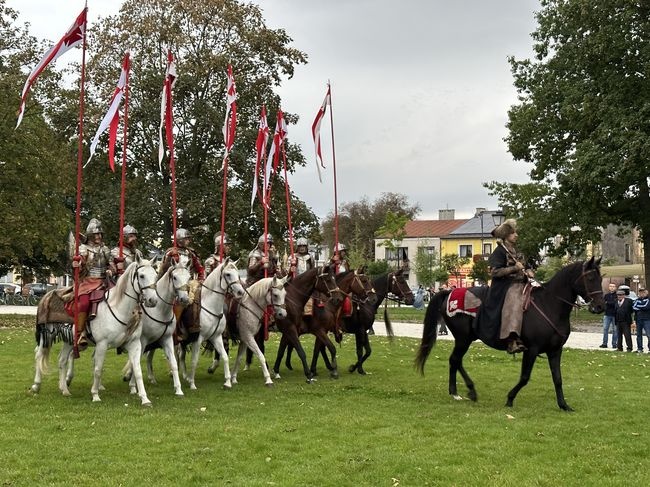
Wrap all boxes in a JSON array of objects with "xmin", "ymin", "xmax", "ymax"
[
  {"xmin": 87, "ymin": 52, "xmax": 130, "ymax": 171},
  {"xmin": 265, "ymin": 109, "xmax": 287, "ymax": 198},
  {"xmin": 221, "ymin": 64, "xmax": 237, "ymax": 169},
  {"xmin": 158, "ymin": 50, "xmax": 177, "ymax": 168},
  {"xmin": 251, "ymin": 105, "xmax": 269, "ymax": 209},
  {"xmin": 311, "ymin": 84, "xmax": 331, "ymax": 182},
  {"xmin": 16, "ymin": 8, "xmax": 87, "ymax": 128}
]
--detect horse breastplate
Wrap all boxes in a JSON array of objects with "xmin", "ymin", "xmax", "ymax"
[
  {"xmin": 177, "ymin": 248, "xmax": 192, "ymax": 269},
  {"xmin": 81, "ymin": 243, "xmax": 110, "ymax": 278}
]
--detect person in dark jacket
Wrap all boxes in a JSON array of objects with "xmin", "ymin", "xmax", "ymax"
[
  {"xmin": 476, "ymin": 218, "xmax": 533, "ymax": 354},
  {"xmin": 600, "ymin": 283, "xmax": 619, "ymax": 348},
  {"xmin": 614, "ymin": 289, "xmax": 634, "ymax": 352},
  {"xmin": 633, "ymin": 288, "xmax": 650, "ymax": 353}
]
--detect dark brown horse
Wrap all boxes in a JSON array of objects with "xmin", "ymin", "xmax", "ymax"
[
  {"xmin": 275, "ymin": 269, "xmax": 375, "ymax": 379},
  {"xmin": 415, "ymin": 258, "xmax": 605, "ymax": 410}
]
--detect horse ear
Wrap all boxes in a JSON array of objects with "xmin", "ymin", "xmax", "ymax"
[
  {"xmin": 224, "ymin": 256, "xmax": 230, "ymax": 265},
  {"xmin": 232, "ymin": 258, "xmax": 239, "ymax": 267},
  {"xmin": 284, "ymin": 274, "xmax": 292, "ymax": 286},
  {"xmin": 595, "ymin": 256, "xmax": 602, "ymax": 267}
]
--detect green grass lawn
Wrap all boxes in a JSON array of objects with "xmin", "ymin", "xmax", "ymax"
[{"xmin": 0, "ymin": 315, "xmax": 648, "ymax": 486}]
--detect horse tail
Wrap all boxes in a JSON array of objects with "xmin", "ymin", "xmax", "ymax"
[
  {"xmin": 34, "ymin": 324, "xmax": 51, "ymax": 376},
  {"xmin": 383, "ymin": 308, "xmax": 394, "ymax": 340},
  {"xmin": 415, "ymin": 290, "xmax": 448, "ymax": 375}
]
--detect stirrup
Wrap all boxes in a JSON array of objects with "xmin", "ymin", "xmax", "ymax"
[{"xmin": 77, "ymin": 334, "xmax": 89, "ymax": 352}]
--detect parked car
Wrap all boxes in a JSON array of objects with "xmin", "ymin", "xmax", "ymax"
[
  {"xmin": 23, "ymin": 283, "xmax": 53, "ymax": 298},
  {"xmin": 0, "ymin": 283, "xmax": 21, "ymax": 295}
]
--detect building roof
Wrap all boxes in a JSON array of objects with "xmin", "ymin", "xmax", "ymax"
[
  {"xmin": 378, "ymin": 219, "xmax": 468, "ymax": 239},
  {"xmin": 449, "ymin": 211, "xmax": 501, "ymax": 237}
]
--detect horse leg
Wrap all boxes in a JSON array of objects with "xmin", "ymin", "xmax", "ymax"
[
  {"xmin": 449, "ymin": 338, "xmax": 476, "ymax": 401},
  {"xmin": 162, "ymin": 335, "xmax": 184, "ymax": 396},
  {"xmin": 245, "ymin": 330, "xmax": 265, "ymax": 371},
  {"xmin": 505, "ymin": 350, "xmax": 538, "ymax": 408},
  {"xmin": 187, "ymin": 337, "xmax": 201, "ymax": 391},
  {"xmin": 125, "ymin": 340, "xmax": 152, "ymax": 406},
  {"xmin": 146, "ymin": 350, "xmax": 157, "ymax": 384},
  {"xmin": 273, "ymin": 333, "xmax": 288, "ymax": 379},
  {"xmin": 244, "ymin": 333, "xmax": 273, "ymax": 386},
  {"xmin": 58, "ymin": 344, "xmax": 73, "ymax": 396},
  {"xmin": 91, "ymin": 343, "xmax": 108, "ymax": 402},
  {"xmin": 122, "ymin": 358, "xmax": 133, "ymax": 382},
  {"xmin": 349, "ymin": 330, "xmax": 370, "ymax": 375},
  {"xmin": 230, "ymin": 342, "xmax": 248, "ymax": 385},
  {"xmin": 547, "ymin": 348, "xmax": 573, "ymax": 411},
  {"xmin": 32, "ymin": 341, "xmax": 49, "ymax": 393},
  {"xmin": 212, "ymin": 332, "xmax": 232, "ymax": 389},
  {"xmin": 313, "ymin": 331, "xmax": 338, "ymax": 379}
]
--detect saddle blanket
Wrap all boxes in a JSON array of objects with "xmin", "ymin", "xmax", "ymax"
[{"xmin": 446, "ymin": 288, "xmax": 481, "ymax": 318}]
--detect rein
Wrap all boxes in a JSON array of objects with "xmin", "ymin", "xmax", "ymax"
[
  {"xmin": 199, "ymin": 266, "xmax": 241, "ymax": 320},
  {"xmin": 239, "ymin": 282, "xmax": 286, "ymax": 320},
  {"xmin": 104, "ymin": 265, "xmax": 156, "ymax": 328}
]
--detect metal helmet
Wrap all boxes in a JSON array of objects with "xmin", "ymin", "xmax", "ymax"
[
  {"xmin": 258, "ymin": 234, "xmax": 273, "ymax": 244},
  {"xmin": 296, "ymin": 237, "xmax": 309, "ymax": 247},
  {"xmin": 176, "ymin": 228, "xmax": 191, "ymax": 240},
  {"xmin": 122, "ymin": 224, "xmax": 138, "ymax": 237},
  {"xmin": 214, "ymin": 232, "xmax": 231, "ymax": 246},
  {"xmin": 337, "ymin": 243, "xmax": 347, "ymax": 251},
  {"xmin": 86, "ymin": 218, "xmax": 103, "ymax": 235}
]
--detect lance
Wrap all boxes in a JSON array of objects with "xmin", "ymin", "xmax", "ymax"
[
  {"xmin": 328, "ymin": 81, "xmax": 341, "ymax": 269},
  {"xmin": 281, "ymin": 141, "xmax": 295, "ymax": 277},
  {"xmin": 118, "ymin": 52, "xmax": 131, "ymax": 259}
]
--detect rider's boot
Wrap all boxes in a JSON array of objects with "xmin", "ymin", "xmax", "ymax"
[
  {"xmin": 506, "ymin": 332, "xmax": 527, "ymax": 354},
  {"xmin": 76, "ymin": 311, "xmax": 89, "ymax": 352}
]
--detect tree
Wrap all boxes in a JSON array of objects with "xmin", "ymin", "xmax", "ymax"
[
  {"xmin": 414, "ymin": 246, "xmax": 437, "ymax": 287},
  {"xmin": 52, "ymin": 0, "xmax": 317, "ymax": 260},
  {"xmin": 439, "ymin": 253, "xmax": 470, "ymax": 286},
  {"xmin": 321, "ymin": 192, "xmax": 420, "ymax": 260},
  {"xmin": 375, "ymin": 210, "xmax": 409, "ymax": 263},
  {"xmin": 468, "ymin": 258, "xmax": 490, "ymax": 285},
  {"xmin": 0, "ymin": 1, "xmax": 73, "ymax": 281},
  {"xmin": 490, "ymin": 0, "xmax": 650, "ymax": 284}
]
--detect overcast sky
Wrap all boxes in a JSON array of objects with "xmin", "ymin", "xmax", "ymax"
[{"xmin": 8, "ymin": 0, "xmax": 541, "ymax": 220}]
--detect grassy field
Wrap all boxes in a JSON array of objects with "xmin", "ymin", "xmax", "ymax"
[{"xmin": 1, "ymin": 314, "xmax": 648, "ymax": 486}]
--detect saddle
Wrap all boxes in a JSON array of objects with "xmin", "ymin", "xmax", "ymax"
[{"xmin": 446, "ymin": 288, "xmax": 481, "ymax": 318}]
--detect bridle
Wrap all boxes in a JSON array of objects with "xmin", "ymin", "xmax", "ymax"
[
  {"xmin": 155, "ymin": 269, "xmax": 190, "ymax": 306},
  {"xmin": 106, "ymin": 264, "xmax": 157, "ymax": 327},
  {"xmin": 200, "ymin": 264, "xmax": 243, "ymax": 319},
  {"xmin": 386, "ymin": 272, "xmax": 413, "ymax": 303},
  {"xmin": 350, "ymin": 272, "xmax": 376, "ymax": 304},
  {"xmin": 240, "ymin": 280, "xmax": 287, "ymax": 319}
]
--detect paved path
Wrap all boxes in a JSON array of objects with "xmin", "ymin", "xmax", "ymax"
[{"xmin": 1, "ymin": 305, "xmax": 612, "ymax": 351}]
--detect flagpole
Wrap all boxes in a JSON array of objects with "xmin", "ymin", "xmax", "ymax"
[
  {"xmin": 73, "ymin": 5, "xmax": 89, "ymax": 359},
  {"xmin": 328, "ymin": 81, "xmax": 340, "ymax": 258},
  {"xmin": 281, "ymin": 144, "xmax": 295, "ymax": 275},
  {"xmin": 219, "ymin": 157, "xmax": 229, "ymax": 260},
  {"xmin": 118, "ymin": 53, "xmax": 130, "ymax": 259}
]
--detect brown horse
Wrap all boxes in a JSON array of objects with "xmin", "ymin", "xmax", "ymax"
[
  {"xmin": 275, "ymin": 269, "xmax": 376, "ymax": 379},
  {"xmin": 415, "ymin": 258, "xmax": 605, "ymax": 410}
]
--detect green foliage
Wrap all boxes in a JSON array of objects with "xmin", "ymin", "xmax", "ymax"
[
  {"xmin": 468, "ymin": 258, "xmax": 490, "ymax": 284},
  {"xmin": 431, "ymin": 267, "xmax": 450, "ymax": 285},
  {"xmin": 366, "ymin": 259, "xmax": 390, "ymax": 279},
  {"xmin": 535, "ymin": 256, "xmax": 567, "ymax": 283},
  {"xmin": 414, "ymin": 246, "xmax": 437, "ymax": 287},
  {"xmin": 0, "ymin": 325, "xmax": 646, "ymax": 485},
  {"xmin": 440, "ymin": 253, "xmax": 470, "ymax": 284},
  {"xmin": 375, "ymin": 210, "xmax": 408, "ymax": 250},
  {"xmin": 321, "ymin": 192, "xmax": 420, "ymax": 260},
  {"xmin": 491, "ymin": 0, "xmax": 650, "ymax": 283}
]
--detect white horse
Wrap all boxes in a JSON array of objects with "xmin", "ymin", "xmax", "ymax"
[
  {"xmin": 230, "ymin": 276, "xmax": 289, "ymax": 387},
  {"xmin": 31, "ymin": 259, "xmax": 159, "ymax": 405},
  {"xmin": 122, "ymin": 263, "xmax": 191, "ymax": 396},
  {"xmin": 180, "ymin": 258, "xmax": 246, "ymax": 390}
]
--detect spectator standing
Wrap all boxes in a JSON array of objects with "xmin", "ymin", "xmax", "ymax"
[
  {"xmin": 600, "ymin": 283, "xmax": 619, "ymax": 348},
  {"xmin": 614, "ymin": 289, "xmax": 634, "ymax": 352},
  {"xmin": 633, "ymin": 287, "xmax": 650, "ymax": 353}
]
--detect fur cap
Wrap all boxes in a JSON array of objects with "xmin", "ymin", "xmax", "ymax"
[{"xmin": 491, "ymin": 218, "xmax": 517, "ymax": 240}]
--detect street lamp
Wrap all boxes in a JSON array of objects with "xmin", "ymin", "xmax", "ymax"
[{"xmin": 479, "ymin": 210, "xmax": 506, "ymax": 260}]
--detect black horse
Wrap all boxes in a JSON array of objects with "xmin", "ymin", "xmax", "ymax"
[{"xmin": 415, "ymin": 257, "xmax": 605, "ymax": 410}]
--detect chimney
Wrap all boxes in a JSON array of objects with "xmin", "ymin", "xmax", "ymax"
[
  {"xmin": 475, "ymin": 207, "xmax": 487, "ymax": 217},
  {"xmin": 439, "ymin": 209, "xmax": 455, "ymax": 220}
]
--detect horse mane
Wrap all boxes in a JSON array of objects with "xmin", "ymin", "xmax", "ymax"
[
  {"xmin": 245, "ymin": 277, "xmax": 274, "ymax": 304},
  {"xmin": 107, "ymin": 261, "xmax": 138, "ymax": 306}
]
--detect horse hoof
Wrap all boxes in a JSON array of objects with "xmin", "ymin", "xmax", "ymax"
[
  {"xmin": 223, "ymin": 383, "xmax": 232, "ymax": 390},
  {"xmin": 92, "ymin": 397, "xmax": 101, "ymax": 402},
  {"xmin": 306, "ymin": 378, "xmax": 316, "ymax": 384},
  {"xmin": 330, "ymin": 372, "xmax": 339, "ymax": 380},
  {"xmin": 30, "ymin": 384, "xmax": 40, "ymax": 393},
  {"xmin": 468, "ymin": 391, "xmax": 478, "ymax": 402},
  {"xmin": 142, "ymin": 401, "xmax": 153, "ymax": 408},
  {"xmin": 99, "ymin": 385, "xmax": 106, "ymax": 392},
  {"xmin": 190, "ymin": 384, "xmax": 197, "ymax": 390},
  {"xmin": 174, "ymin": 392, "xmax": 184, "ymax": 397},
  {"xmin": 265, "ymin": 382, "xmax": 274, "ymax": 388},
  {"xmin": 452, "ymin": 394, "xmax": 464, "ymax": 401},
  {"xmin": 149, "ymin": 379, "xmax": 158, "ymax": 385},
  {"xmin": 122, "ymin": 375, "xmax": 131, "ymax": 382},
  {"xmin": 207, "ymin": 368, "xmax": 216, "ymax": 375},
  {"xmin": 357, "ymin": 368, "xmax": 367, "ymax": 376},
  {"xmin": 61, "ymin": 390, "xmax": 71, "ymax": 397},
  {"xmin": 273, "ymin": 373, "xmax": 281, "ymax": 380},
  {"xmin": 243, "ymin": 364, "xmax": 250, "ymax": 371},
  {"xmin": 348, "ymin": 365, "xmax": 356, "ymax": 373}
]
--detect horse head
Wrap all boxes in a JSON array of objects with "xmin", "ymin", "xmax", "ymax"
[
  {"xmin": 168, "ymin": 263, "xmax": 191, "ymax": 306},
  {"xmin": 269, "ymin": 276, "xmax": 288, "ymax": 319},
  {"xmin": 134, "ymin": 257, "xmax": 158, "ymax": 308},
  {"xmin": 222, "ymin": 259, "xmax": 245, "ymax": 299},
  {"xmin": 578, "ymin": 256, "xmax": 605, "ymax": 314},
  {"xmin": 352, "ymin": 268, "xmax": 377, "ymax": 306},
  {"xmin": 390, "ymin": 268, "xmax": 414, "ymax": 305},
  {"xmin": 315, "ymin": 264, "xmax": 344, "ymax": 306}
]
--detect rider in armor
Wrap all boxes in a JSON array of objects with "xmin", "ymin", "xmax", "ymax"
[
  {"xmin": 247, "ymin": 234, "xmax": 278, "ymax": 285},
  {"xmin": 70, "ymin": 218, "xmax": 116, "ymax": 351},
  {"xmin": 290, "ymin": 237, "xmax": 314, "ymax": 277},
  {"xmin": 330, "ymin": 243, "xmax": 349, "ymax": 274},
  {"xmin": 111, "ymin": 224, "xmax": 143, "ymax": 274},
  {"xmin": 159, "ymin": 228, "xmax": 205, "ymax": 281},
  {"xmin": 204, "ymin": 232, "xmax": 232, "ymax": 276}
]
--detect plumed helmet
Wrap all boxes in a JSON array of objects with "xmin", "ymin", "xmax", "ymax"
[
  {"xmin": 296, "ymin": 237, "xmax": 309, "ymax": 247},
  {"xmin": 491, "ymin": 219, "xmax": 517, "ymax": 240},
  {"xmin": 176, "ymin": 228, "xmax": 191, "ymax": 240},
  {"xmin": 337, "ymin": 243, "xmax": 347, "ymax": 251},
  {"xmin": 258, "ymin": 234, "xmax": 273, "ymax": 244},
  {"xmin": 122, "ymin": 224, "xmax": 138, "ymax": 237},
  {"xmin": 214, "ymin": 232, "xmax": 230, "ymax": 246},
  {"xmin": 86, "ymin": 218, "xmax": 103, "ymax": 235}
]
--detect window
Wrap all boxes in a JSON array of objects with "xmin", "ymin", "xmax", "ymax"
[
  {"xmin": 459, "ymin": 245, "xmax": 472, "ymax": 258},
  {"xmin": 625, "ymin": 243, "xmax": 631, "ymax": 263},
  {"xmin": 385, "ymin": 247, "xmax": 409, "ymax": 264},
  {"xmin": 482, "ymin": 243, "xmax": 492, "ymax": 255}
]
